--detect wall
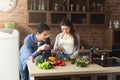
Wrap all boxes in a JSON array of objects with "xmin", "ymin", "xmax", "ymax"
[
  {"xmin": 0, "ymin": 0, "xmax": 32, "ymax": 38},
  {"xmin": 0, "ymin": 0, "xmax": 120, "ymax": 49}
]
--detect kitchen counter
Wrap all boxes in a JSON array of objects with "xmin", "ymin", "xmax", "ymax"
[{"xmin": 27, "ymin": 60, "xmax": 120, "ymax": 80}]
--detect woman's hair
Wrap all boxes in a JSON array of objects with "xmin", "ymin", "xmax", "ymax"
[
  {"xmin": 34, "ymin": 23, "xmax": 50, "ymax": 33},
  {"xmin": 60, "ymin": 18, "xmax": 77, "ymax": 46}
]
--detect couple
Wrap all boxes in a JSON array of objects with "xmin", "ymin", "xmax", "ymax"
[{"xmin": 19, "ymin": 19, "xmax": 80, "ymax": 80}]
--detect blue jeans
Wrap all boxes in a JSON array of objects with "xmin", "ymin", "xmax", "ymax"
[{"xmin": 20, "ymin": 63, "xmax": 29, "ymax": 80}]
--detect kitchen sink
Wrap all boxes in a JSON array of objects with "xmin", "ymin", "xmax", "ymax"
[{"xmin": 93, "ymin": 57, "xmax": 120, "ymax": 67}]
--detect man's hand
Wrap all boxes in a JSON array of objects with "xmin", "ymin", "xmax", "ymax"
[
  {"xmin": 29, "ymin": 56, "xmax": 34, "ymax": 63},
  {"xmin": 37, "ymin": 44, "xmax": 51, "ymax": 54}
]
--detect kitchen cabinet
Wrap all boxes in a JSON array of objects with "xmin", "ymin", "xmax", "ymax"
[
  {"xmin": 104, "ymin": 29, "xmax": 120, "ymax": 57},
  {"xmin": 27, "ymin": 0, "xmax": 106, "ymax": 27}
]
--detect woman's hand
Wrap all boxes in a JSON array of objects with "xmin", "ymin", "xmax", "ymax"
[
  {"xmin": 70, "ymin": 54, "xmax": 76, "ymax": 59},
  {"xmin": 58, "ymin": 46, "xmax": 64, "ymax": 52}
]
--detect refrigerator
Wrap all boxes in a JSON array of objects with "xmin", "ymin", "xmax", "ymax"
[{"xmin": 0, "ymin": 29, "xmax": 19, "ymax": 80}]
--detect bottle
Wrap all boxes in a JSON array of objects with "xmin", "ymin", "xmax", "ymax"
[
  {"xmin": 82, "ymin": 5, "xmax": 86, "ymax": 12},
  {"xmin": 109, "ymin": 20, "xmax": 112, "ymax": 29},
  {"xmin": 38, "ymin": 0, "xmax": 42, "ymax": 10},
  {"xmin": 76, "ymin": 4, "xmax": 80, "ymax": 11},
  {"xmin": 33, "ymin": 0, "xmax": 36, "ymax": 10},
  {"xmin": 41, "ymin": 0, "xmax": 45, "ymax": 10},
  {"xmin": 92, "ymin": 3, "xmax": 96, "ymax": 12},
  {"xmin": 63, "ymin": 0, "xmax": 67, "ymax": 11},
  {"xmin": 89, "ymin": 48, "xmax": 94, "ymax": 64},
  {"xmin": 30, "ymin": 0, "xmax": 33, "ymax": 10},
  {"xmin": 70, "ymin": 4, "xmax": 74, "ymax": 11},
  {"xmin": 54, "ymin": 3, "xmax": 59, "ymax": 11}
]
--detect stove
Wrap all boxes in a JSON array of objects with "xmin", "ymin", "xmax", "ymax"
[{"xmin": 93, "ymin": 58, "xmax": 120, "ymax": 67}]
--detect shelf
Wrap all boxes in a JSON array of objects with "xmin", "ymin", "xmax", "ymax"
[
  {"xmin": 69, "ymin": 0, "xmax": 88, "ymax": 12},
  {"xmin": 89, "ymin": 12, "xmax": 106, "ymax": 14},
  {"xmin": 69, "ymin": 11, "xmax": 88, "ymax": 13},
  {"xmin": 28, "ymin": 10, "xmax": 48, "ymax": 13},
  {"xmin": 28, "ymin": 23, "xmax": 40, "ymax": 26},
  {"xmin": 49, "ymin": 11, "xmax": 68, "ymax": 13},
  {"xmin": 27, "ymin": 0, "xmax": 106, "ymax": 26}
]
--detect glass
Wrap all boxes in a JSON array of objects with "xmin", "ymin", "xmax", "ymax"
[
  {"xmin": 76, "ymin": 4, "xmax": 80, "ymax": 11},
  {"xmin": 54, "ymin": 3, "xmax": 59, "ymax": 11}
]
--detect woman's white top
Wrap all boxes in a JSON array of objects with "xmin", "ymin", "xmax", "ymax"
[
  {"xmin": 53, "ymin": 32, "xmax": 80, "ymax": 56},
  {"xmin": 60, "ymin": 38, "xmax": 74, "ymax": 54}
]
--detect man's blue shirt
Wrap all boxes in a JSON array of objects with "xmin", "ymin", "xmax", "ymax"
[{"xmin": 20, "ymin": 33, "xmax": 51, "ymax": 70}]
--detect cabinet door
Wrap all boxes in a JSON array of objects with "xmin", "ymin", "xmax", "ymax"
[
  {"xmin": 70, "ymin": 13, "xmax": 87, "ymax": 24},
  {"xmin": 69, "ymin": 0, "xmax": 88, "ymax": 25},
  {"xmin": 89, "ymin": 0, "xmax": 106, "ymax": 25},
  {"xmin": 27, "ymin": 0, "xmax": 48, "ymax": 26},
  {"xmin": 27, "ymin": 0, "xmax": 107, "ymax": 26},
  {"xmin": 90, "ymin": 14, "xmax": 105, "ymax": 24},
  {"xmin": 50, "ymin": 13, "xmax": 67, "ymax": 24},
  {"xmin": 29, "ymin": 12, "xmax": 47, "ymax": 24}
]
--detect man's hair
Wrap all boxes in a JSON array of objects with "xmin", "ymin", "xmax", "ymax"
[{"xmin": 34, "ymin": 23, "xmax": 50, "ymax": 33}]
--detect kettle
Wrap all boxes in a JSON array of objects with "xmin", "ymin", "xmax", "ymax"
[{"xmin": 101, "ymin": 53, "xmax": 107, "ymax": 61}]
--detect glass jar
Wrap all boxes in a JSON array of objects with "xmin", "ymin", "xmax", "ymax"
[
  {"xmin": 82, "ymin": 5, "xmax": 86, "ymax": 12},
  {"xmin": 76, "ymin": 4, "xmax": 80, "ymax": 11},
  {"xmin": 54, "ymin": 3, "xmax": 59, "ymax": 11},
  {"xmin": 70, "ymin": 4, "xmax": 74, "ymax": 11}
]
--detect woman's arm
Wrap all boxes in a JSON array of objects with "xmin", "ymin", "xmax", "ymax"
[
  {"xmin": 53, "ymin": 34, "xmax": 60, "ymax": 52},
  {"xmin": 71, "ymin": 34, "xmax": 80, "ymax": 57}
]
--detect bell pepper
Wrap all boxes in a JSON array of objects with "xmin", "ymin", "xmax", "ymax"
[{"xmin": 48, "ymin": 56, "xmax": 56, "ymax": 62}]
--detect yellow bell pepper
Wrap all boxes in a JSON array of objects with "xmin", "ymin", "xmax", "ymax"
[{"xmin": 48, "ymin": 56, "xmax": 56, "ymax": 62}]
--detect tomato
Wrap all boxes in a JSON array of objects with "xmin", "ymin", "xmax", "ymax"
[
  {"xmin": 59, "ymin": 64, "xmax": 63, "ymax": 66},
  {"xmin": 62, "ymin": 62, "xmax": 65, "ymax": 65},
  {"xmin": 60, "ymin": 62, "xmax": 65, "ymax": 66},
  {"xmin": 53, "ymin": 61, "xmax": 58, "ymax": 66},
  {"xmin": 57, "ymin": 60, "xmax": 63, "ymax": 64}
]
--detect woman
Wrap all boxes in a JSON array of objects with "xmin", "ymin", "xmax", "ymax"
[{"xmin": 53, "ymin": 19, "xmax": 80, "ymax": 59}]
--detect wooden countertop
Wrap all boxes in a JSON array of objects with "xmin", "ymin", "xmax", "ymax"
[{"xmin": 27, "ymin": 60, "xmax": 120, "ymax": 77}]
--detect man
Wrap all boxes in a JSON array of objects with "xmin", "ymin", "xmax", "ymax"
[{"xmin": 20, "ymin": 23, "xmax": 51, "ymax": 80}]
